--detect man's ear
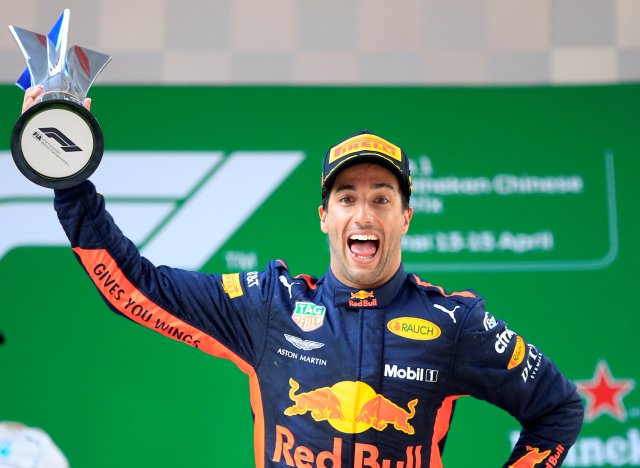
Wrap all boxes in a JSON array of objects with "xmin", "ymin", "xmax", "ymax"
[
  {"xmin": 402, "ymin": 207, "xmax": 414, "ymax": 235},
  {"xmin": 318, "ymin": 205, "xmax": 328, "ymax": 234}
]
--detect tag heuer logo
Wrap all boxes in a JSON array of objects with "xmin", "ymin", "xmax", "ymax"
[{"xmin": 291, "ymin": 301, "xmax": 326, "ymax": 332}]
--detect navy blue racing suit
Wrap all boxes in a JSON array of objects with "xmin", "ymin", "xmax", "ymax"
[{"xmin": 54, "ymin": 181, "xmax": 583, "ymax": 468}]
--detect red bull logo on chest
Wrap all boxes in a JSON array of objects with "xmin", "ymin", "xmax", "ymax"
[
  {"xmin": 349, "ymin": 290, "xmax": 378, "ymax": 307},
  {"xmin": 351, "ymin": 290, "xmax": 374, "ymax": 300},
  {"xmin": 284, "ymin": 378, "xmax": 418, "ymax": 435},
  {"xmin": 273, "ymin": 424, "xmax": 424, "ymax": 468},
  {"xmin": 278, "ymin": 378, "xmax": 423, "ymax": 467}
]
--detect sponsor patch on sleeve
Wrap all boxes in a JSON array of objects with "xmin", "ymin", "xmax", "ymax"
[
  {"xmin": 508, "ymin": 336, "xmax": 526, "ymax": 370},
  {"xmin": 222, "ymin": 273, "xmax": 244, "ymax": 298}
]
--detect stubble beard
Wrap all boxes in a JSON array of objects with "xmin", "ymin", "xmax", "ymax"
[{"xmin": 330, "ymin": 241, "xmax": 390, "ymax": 289}]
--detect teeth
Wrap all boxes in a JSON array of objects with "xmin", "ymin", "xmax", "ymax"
[{"xmin": 350, "ymin": 234, "xmax": 379, "ymax": 241}]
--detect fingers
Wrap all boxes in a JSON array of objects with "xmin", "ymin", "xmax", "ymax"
[
  {"xmin": 22, "ymin": 85, "xmax": 44, "ymax": 113},
  {"xmin": 22, "ymin": 86, "xmax": 93, "ymax": 112}
]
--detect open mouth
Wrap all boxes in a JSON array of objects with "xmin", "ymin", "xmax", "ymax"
[{"xmin": 348, "ymin": 234, "xmax": 380, "ymax": 260}]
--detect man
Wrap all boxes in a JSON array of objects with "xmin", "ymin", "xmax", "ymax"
[{"xmin": 25, "ymin": 87, "xmax": 583, "ymax": 467}]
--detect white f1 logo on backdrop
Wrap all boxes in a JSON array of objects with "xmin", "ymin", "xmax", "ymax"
[{"xmin": 0, "ymin": 150, "xmax": 304, "ymax": 270}]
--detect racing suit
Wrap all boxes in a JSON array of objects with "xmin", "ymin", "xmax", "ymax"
[{"xmin": 54, "ymin": 181, "xmax": 583, "ymax": 468}]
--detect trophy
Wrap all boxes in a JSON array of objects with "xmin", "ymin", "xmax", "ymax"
[{"xmin": 9, "ymin": 9, "xmax": 111, "ymax": 189}]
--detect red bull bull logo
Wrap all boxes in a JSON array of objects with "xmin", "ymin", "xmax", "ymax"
[
  {"xmin": 355, "ymin": 394, "xmax": 418, "ymax": 435},
  {"xmin": 509, "ymin": 446, "xmax": 551, "ymax": 468},
  {"xmin": 284, "ymin": 378, "xmax": 345, "ymax": 422},
  {"xmin": 284, "ymin": 378, "xmax": 418, "ymax": 435},
  {"xmin": 351, "ymin": 290, "xmax": 375, "ymax": 300},
  {"xmin": 349, "ymin": 290, "xmax": 377, "ymax": 307}
]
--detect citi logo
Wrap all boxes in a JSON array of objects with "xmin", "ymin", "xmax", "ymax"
[
  {"xmin": 38, "ymin": 127, "xmax": 82, "ymax": 152},
  {"xmin": 384, "ymin": 364, "xmax": 438, "ymax": 383}
]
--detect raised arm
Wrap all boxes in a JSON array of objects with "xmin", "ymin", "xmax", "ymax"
[{"xmin": 19, "ymin": 88, "xmax": 272, "ymax": 373}]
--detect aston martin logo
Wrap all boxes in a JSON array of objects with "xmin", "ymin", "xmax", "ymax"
[{"xmin": 284, "ymin": 334, "xmax": 325, "ymax": 351}]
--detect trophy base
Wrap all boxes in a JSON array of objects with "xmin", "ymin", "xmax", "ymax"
[{"xmin": 11, "ymin": 99, "xmax": 104, "ymax": 189}]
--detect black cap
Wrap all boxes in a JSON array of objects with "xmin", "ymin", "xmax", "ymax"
[{"xmin": 321, "ymin": 130, "xmax": 412, "ymax": 201}]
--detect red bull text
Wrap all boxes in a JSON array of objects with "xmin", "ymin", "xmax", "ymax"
[
  {"xmin": 273, "ymin": 424, "xmax": 423, "ymax": 468},
  {"xmin": 349, "ymin": 290, "xmax": 378, "ymax": 307}
]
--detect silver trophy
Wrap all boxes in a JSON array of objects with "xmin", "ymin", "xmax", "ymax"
[{"xmin": 9, "ymin": 9, "xmax": 111, "ymax": 189}]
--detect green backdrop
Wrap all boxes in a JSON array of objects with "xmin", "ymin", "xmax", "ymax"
[{"xmin": 1, "ymin": 84, "xmax": 639, "ymax": 467}]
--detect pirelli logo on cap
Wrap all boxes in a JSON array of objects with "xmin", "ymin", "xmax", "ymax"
[
  {"xmin": 329, "ymin": 134, "xmax": 402, "ymax": 164},
  {"xmin": 222, "ymin": 273, "xmax": 244, "ymax": 298}
]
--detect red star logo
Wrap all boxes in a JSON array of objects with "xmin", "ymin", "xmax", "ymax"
[{"xmin": 576, "ymin": 360, "xmax": 635, "ymax": 422}]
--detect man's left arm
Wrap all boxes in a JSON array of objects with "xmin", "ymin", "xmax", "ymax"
[{"xmin": 448, "ymin": 299, "xmax": 584, "ymax": 467}]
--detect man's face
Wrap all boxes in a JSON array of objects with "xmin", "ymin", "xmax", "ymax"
[{"xmin": 319, "ymin": 163, "xmax": 413, "ymax": 289}]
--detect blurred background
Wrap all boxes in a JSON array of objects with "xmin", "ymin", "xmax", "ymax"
[
  {"xmin": 0, "ymin": 1, "xmax": 638, "ymax": 467},
  {"xmin": 2, "ymin": 0, "xmax": 640, "ymax": 84}
]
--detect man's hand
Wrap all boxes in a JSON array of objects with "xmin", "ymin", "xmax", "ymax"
[{"xmin": 22, "ymin": 85, "xmax": 92, "ymax": 113}]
